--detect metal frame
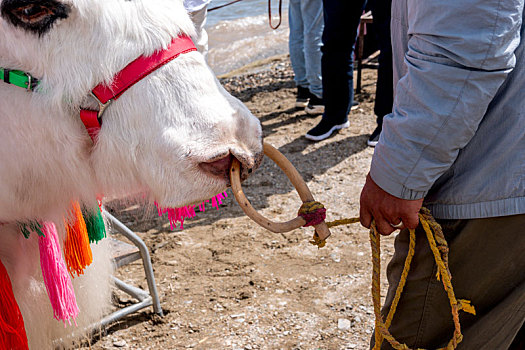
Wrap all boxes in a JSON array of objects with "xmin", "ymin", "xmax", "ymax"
[
  {"xmin": 98, "ymin": 210, "xmax": 163, "ymax": 328},
  {"xmin": 53, "ymin": 212, "xmax": 164, "ymax": 348}
]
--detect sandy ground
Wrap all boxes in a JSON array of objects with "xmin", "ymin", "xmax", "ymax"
[{"xmin": 79, "ymin": 56, "xmax": 396, "ymax": 350}]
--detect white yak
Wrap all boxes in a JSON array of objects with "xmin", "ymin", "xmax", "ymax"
[{"xmin": 0, "ymin": 0, "xmax": 262, "ymax": 348}]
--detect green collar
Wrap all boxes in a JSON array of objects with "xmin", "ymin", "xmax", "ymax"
[{"xmin": 1, "ymin": 67, "xmax": 39, "ymax": 91}]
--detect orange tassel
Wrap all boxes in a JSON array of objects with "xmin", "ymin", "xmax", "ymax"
[
  {"xmin": 64, "ymin": 202, "xmax": 93, "ymax": 277},
  {"xmin": 0, "ymin": 259, "xmax": 29, "ymax": 349}
]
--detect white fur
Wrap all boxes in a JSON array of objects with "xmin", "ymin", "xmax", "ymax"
[{"xmin": 0, "ymin": 0, "xmax": 262, "ymax": 348}]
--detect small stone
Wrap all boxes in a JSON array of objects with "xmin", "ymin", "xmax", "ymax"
[
  {"xmin": 113, "ymin": 339, "xmax": 127, "ymax": 347},
  {"xmin": 330, "ymin": 253, "xmax": 341, "ymax": 263},
  {"xmin": 337, "ymin": 318, "xmax": 352, "ymax": 330}
]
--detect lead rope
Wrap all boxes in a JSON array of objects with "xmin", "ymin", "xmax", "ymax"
[
  {"xmin": 208, "ymin": 0, "xmax": 244, "ymax": 12},
  {"xmin": 298, "ymin": 204, "xmax": 476, "ymax": 350},
  {"xmin": 268, "ymin": 0, "xmax": 283, "ymax": 29}
]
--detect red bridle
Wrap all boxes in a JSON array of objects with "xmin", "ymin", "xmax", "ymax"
[{"xmin": 80, "ymin": 35, "xmax": 196, "ymax": 142}]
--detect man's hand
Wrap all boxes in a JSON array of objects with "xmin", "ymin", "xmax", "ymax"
[{"xmin": 360, "ymin": 173, "xmax": 423, "ymax": 235}]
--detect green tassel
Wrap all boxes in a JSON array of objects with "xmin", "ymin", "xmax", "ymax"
[
  {"xmin": 83, "ymin": 207, "xmax": 106, "ymax": 243},
  {"xmin": 18, "ymin": 221, "xmax": 45, "ymax": 239}
]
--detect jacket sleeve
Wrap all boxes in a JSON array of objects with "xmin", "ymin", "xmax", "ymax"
[{"xmin": 370, "ymin": 0, "xmax": 524, "ymax": 200}]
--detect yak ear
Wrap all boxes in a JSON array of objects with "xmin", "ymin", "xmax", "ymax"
[{"xmin": 0, "ymin": 0, "xmax": 71, "ymax": 36}]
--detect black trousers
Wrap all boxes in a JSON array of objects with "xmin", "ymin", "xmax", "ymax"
[
  {"xmin": 321, "ymin": 0, "xmax": 368, "ymax": 123},
  {"xmin": 371, "ymin": 0, "xmax": 393, "ymax": 127}
]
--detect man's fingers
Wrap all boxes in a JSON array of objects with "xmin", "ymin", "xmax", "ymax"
[
  {"xmin": 359, "ymin": 172, "xmax": 424, "ymax": 234},
  {"xmin": 359, "ymin": 205, "xmax": 372, "ymax": 228},
  {"xmin": 389, "ymin": 220, "xmax": 404, "ymax": 229},
  {"xmin": 374, "ymin": 214, "xmax": 396, "ymax": 236},
  {"xmin": 400, "ymin": 211, "xmax": 420, "ymax": 230}
]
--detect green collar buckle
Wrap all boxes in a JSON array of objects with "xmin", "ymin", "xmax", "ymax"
[{"xmin": 1, "ymin": 67, "xmax": 39, "ymax": 91}]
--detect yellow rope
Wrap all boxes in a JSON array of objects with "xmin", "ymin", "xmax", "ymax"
[
  {"xmin": 326, "ymin": 217, "xmax": 361, "ymax": 227},
  {"xmin": 301, "ymin": 204, "xmax": 475, "ymax": 350}
]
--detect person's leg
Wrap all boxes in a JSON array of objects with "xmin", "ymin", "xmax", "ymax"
[
  {"xmin": 189, "ymin": 5, "xmax": 209, "ymax": 58},
  {"xmin": 371, "ymin": 0, "xmax": 393, "ymax": 121},
  {"xmin": 368, "ymin": 0, "xmax": 393, "ymax": 147},
  {"xmin": 289, "ymin": 0, "xmax": 308, "ymax": 91},
  {"xmin": 322, "ymin": 0, "xmax": 365, "ymax": 120},
  {"xmin": 372, "ymin": 214, "xmax": 525, "ymax": 349},
  {"xmin": 305, "ymin": 0, "xmax": 367, "ymax": 141},
  {"xmin": 300, "ymin": 0, "xmax": 324, "ymax": 100}
]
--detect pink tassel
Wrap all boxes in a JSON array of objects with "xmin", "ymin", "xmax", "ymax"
[
  {"xmin": 38, "ymin": 222, "xmax": 79, "ymax": 325},
  {"xmin": 155, "ymin": 191, "xmax": 228, "ymax": 230},
  {"xmin": 212, "ymin": 192, "xmax": 227, "ymax": 209}
]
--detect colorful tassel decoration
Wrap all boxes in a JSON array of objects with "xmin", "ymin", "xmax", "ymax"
[
  {"xmin": 64, "ymin": 202, "xmax": 93, "ymax": 277},
  {"xmin": 38, "ymin": 222, "xmax": 79, "ymax": 325},
  {"xmin": 18, "ymin": 221, "xmax": 45, "ymax": 239},
  {"xmin": 0, "ymin": 259, "xmax": 29, "ymax": 350},
  {"xmin": 83, "ymin": 207, "xmax": 106, "ymax": 244},
  {"xmin": 155, "ymin": 191, "xmax": 228, "ymax": 230}
]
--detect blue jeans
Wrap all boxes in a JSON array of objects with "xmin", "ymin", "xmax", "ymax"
[
  {"xmin": 288, "ymin": 0, "xmax": 324, "ymax": 99},
  {"xmin": 321, "ymin": 0, "xmax": 367, "ymax": 122}
]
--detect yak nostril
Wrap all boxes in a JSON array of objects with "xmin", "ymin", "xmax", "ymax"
[
  {"xmin": 199, "ymin": 151, "xmax": 262, "ymax": 182},
  {"xmin": 199, "ymin": 154, "xmax": 233, "ymax": 178}
]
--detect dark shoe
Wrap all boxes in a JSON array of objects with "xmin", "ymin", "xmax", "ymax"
[
  {"xmin": 295, "ymin": 86, "xmax": 311, "ymax": 108},
  {"xmin": 367, "ymin": 125, "xmax": 382, "ymax": 147},
  {"xmin": 351, "ymin": 100, "xmax": 359, "ymax": 111},
  {"xmin": 305, "ymin": 95, "xmax": 325, "ymax": 115},
  {"xmin": 305, "ymin": 118, "xmax": 349, "ymax": 141}
]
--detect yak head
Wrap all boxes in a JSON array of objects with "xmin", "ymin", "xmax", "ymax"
[{"xmin": 0, "ymin": 0, "xmax": 263, "ymax": 219}]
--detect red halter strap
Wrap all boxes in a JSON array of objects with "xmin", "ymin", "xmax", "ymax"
[{"xmin": 80, "ymin": 35, "xmax": 196, "ymax": 142}]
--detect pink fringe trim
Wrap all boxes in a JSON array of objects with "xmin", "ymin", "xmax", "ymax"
[
  {"xmin": 38, "ymin": 222, "xmax": 79, "ymax": 326},
  {"xmin": 155, "ymin": 192, "xmax": 228, "ymax": 230}
]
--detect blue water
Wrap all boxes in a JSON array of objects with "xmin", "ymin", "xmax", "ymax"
[
  {"xmin": 207, "ymin": 0, "xmax": 289, "ymax": 27},
  {"xmin": 205, "ymin": 0, "xmax": 290, "ymax": 75}
]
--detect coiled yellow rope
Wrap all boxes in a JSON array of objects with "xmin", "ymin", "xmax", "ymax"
[{"xmin": 300, "ymin": 204, "xmax": 476, "ymax": 350}]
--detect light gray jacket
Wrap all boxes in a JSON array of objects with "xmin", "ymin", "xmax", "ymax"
[{"xmin": 370, "ymin": 0, "xmax": 525, "ymax": 219}]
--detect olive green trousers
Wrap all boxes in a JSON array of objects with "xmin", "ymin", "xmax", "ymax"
[{"xmin": 373, "ymin": 214, "xmax": 525, "ymax": 350}]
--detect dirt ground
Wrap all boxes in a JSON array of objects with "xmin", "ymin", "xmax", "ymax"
[{"xmin": 80, "ymin": 56, "xmax": 396, "ymax": 350}]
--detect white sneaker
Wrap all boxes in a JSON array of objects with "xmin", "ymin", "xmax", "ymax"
[
  {"xmin": 367, "ymin": 126, "xmax": 382, "ymax": 147},
  {"xmin": 305, "ymin": 119, "xmax": 350, "ymax": 141},
  {"xmin": 305, "ymin": 104, "xmax": 325, "ymax": 115},
  {"xmin": 305, "ymin": 95, "xmax": 325, "ymax": 115},
  {"xmin": 295, "ymin": 86, "xmax": 311, "ymax": 108}
]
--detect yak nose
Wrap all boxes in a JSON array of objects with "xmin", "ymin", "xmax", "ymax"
[
  {"xmin": 199, "ymin": 154, "xmax": 234, "ymax": 179},
  {"xmin": 198, "ymin": 151, "xmax": 263, "ymax": 182}
]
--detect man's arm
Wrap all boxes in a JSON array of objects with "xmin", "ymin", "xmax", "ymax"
[{"xmin": 361, "ymin": 0, "xmax": 524, "ymax": 234}]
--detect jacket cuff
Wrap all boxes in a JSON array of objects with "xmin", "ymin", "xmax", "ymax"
[{"xmin": 369, "ymin": 161, "xmax": 428, "ymax": 200}]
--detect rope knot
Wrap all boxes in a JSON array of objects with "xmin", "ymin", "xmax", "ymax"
[{"xmin": 298, "ymin": 201, "xmax": 326, "ymax": 227}]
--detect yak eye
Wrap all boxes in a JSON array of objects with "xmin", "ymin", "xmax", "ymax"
[
  {"xmin": 14, "ymin": 4, "xmax": 51, "ymax": 24},
  {"xmin": 1, "ymin": 0, "xmax": 71, "ymax": 35}
]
